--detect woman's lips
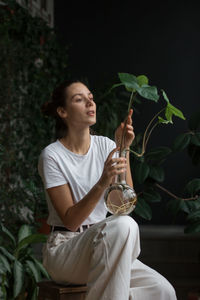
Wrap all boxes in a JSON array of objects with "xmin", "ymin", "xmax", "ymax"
[{"xmin": 87, "ymin": 110, "xmax": 95, "ymax": 116}]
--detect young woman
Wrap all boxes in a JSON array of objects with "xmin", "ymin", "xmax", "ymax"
[{"xmin": 38, "ymin": 80, "xmax": 177, "ymax": 300}]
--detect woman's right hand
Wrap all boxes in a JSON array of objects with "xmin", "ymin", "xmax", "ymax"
[{"xmin": 97, "ymin": 148, "xmax": 127, "ymax": 189}]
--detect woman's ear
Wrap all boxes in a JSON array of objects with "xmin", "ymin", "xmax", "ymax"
[{"xmin": 57, "ymin": 106, "xmax": 68, "ymax": 119}]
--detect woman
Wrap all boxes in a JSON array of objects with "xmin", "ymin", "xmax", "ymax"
[{"xmin": 38, "ymin": 80, "xmax": 177, "ymax": 300}]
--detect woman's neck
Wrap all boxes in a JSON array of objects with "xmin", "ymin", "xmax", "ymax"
[{"xmin": 59, "ymin": 128, "xmax": 91, "ymax": 155}]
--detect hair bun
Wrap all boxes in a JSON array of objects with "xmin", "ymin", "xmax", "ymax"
[{"xmin": 41, "ymin": 101, "xmax": 55, "ymax": 117}]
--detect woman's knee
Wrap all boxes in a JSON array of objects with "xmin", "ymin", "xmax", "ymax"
[{"xmin": 106, "ymin": 215, "xmax": 139, "ymax": 238}]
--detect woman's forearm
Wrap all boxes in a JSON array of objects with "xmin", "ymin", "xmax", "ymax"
[{"xmin": 63, "ymin": 182, "xmax": 105, "ymax": 231}]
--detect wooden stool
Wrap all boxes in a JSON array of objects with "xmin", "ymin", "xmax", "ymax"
[{"xmin": 37, "ymin": 280, "xmax": 87, "ymax": 300}]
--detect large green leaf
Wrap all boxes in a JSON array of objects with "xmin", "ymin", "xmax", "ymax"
[
  {"xmin": 188, "ymin": 110, "xmax": 200, "ymax": 130},
  {"xmin": 138, "ymin": 85, "xmax": 159, "ymax": 102},
  {"xmin": 18, "ymin": 224, "xmax": 32, "ymax": 244},
  {"xmin": 0, "ymin": 223, "xmax": 16, "ymax": 247},
  {"xmin": 145, "ymin": 146, "xmax": 172, "ymax": 162},
  {"xmin": 166, "ymin": 199, "xmax": 185, "ymax": 217},
  {"xmin": 165, "ymin": 103, "xmax": 186, "ymax": 122},
  {"xmin": 15, "ymin": 234, "xmax": 47, "ymax": 256},
  {"xmin": 118, "ymin": 73, "xmax": 140, "ymax": 92},
  {"xmin": 134, "ymin": 196, "xmax": 152, "ymax": 220},
  {"xmin": 187, "ymin": 210, "xmax": 200, "ymax": 222},
  {"xmin": 13, "ymin": 260, "xmax": 24, "ymax": 298},
  {"xmin": 184, "ymin": 197, "xmax": 200, "ymax": 213},
  {"xmin": 185, "ymin": 178, "xmax": 200, "ymax": 196},
  {"xmin": 30, "ymin": 256, "xmax": 50, "ymax": 279},
  {"xmin": 26, "ymin": 260, "xmax": 41, "ymax": 282},
  {"xmin": 149, "ymin": 165, "xmax": 165, "ymax": 182},
  {"xmin": 143, "ymin": 189, "xmax": 161, "ymax": 203},
  {"xmin": 134, "ymin": 162, "xmax": 150, "ymax": 184},
  {"xmin": 0, "ymin": 246, "xmax": 15, "ymax": 261},
  {"xmin": 172, "ymin": 133, "xmax": 191, "ymax": 152},
  {"xmin": 0, "ymin": 254, "xmax": 11, "ymax": 273}
]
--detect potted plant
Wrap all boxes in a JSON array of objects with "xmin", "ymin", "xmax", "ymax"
[{"xmin": 0, "ymin": 223, "xmax": 50, "ymax": 299}]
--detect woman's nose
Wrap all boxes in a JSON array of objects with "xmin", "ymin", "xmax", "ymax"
[{"xmin": 86, "ymin": 98, "xmax": 94, "ymax": 106}]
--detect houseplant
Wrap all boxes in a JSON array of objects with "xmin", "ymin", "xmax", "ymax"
[
  {"xmin": 99, "ymin": 73, "xmax": 200, "ymax": 232},
  {"xmin": 0, "ymin": 223, "xmax": 49, "ymax": 300}
]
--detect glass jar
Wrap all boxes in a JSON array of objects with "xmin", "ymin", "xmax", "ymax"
[{"xmin": 104, "ymin": 149, "xmax": 137, "ymax": 215}]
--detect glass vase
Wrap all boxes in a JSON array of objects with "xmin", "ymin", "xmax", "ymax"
[{"xmin": 104, "ymin": 149, "xmax": 137, "ymax": 215}]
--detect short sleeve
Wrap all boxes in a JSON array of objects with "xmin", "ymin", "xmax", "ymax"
[{"xmin": 38, "ymin": 150, "xmax": 67, "ymax": 189}]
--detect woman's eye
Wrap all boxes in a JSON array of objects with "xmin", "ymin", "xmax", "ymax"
[{"xmin": 76, "ymin": 98, "xmax": 82, "ymax": 102}]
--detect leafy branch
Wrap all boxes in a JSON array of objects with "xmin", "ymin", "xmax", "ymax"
[{"xmin": 110, "ymin": 73, "xmax": 185, "ymax": 156}]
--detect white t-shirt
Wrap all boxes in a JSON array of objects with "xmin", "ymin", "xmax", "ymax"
[{"xmin": 38, "ymin": 135, "xmax": 116, "ymax": 226}]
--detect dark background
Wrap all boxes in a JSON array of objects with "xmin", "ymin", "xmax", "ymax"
[{"xmin": 54, "ymin": 1, "xmax": 200, "ymax": 225}]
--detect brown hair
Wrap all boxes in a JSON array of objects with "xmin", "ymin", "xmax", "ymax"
[{"xmin": 41, "ymin": 79, "xmax": 84, "ymax": 139}]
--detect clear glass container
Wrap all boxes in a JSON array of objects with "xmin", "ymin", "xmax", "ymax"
[{"xmin": 104, "ymin": 149, "xmax": 137, "ymax": 215}]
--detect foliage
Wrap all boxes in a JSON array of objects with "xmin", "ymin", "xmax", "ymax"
[
  {"xmin": 104, "ymin": 73, "xmax": 200, "ymax": 233},
  {"xmin": 0, "ymin": 223, "xmax": 49, "ymax": 300},
  {"xmin": 0, "ymin": 0, "xmax": 70, "ymax": 232}
]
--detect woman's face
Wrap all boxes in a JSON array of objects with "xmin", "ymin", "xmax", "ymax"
[{"xmin": 63, "ymin": 82, "xmax": 96, "ymax": 128}]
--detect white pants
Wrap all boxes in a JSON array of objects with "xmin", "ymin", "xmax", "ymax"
[{"xmin": 43, "ymin": 215, "xmax": 177, "ymax": 300}]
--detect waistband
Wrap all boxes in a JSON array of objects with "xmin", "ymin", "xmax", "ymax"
[{"xmin": 51, "ymin": 224, "xmax": 94, "ymax": 233}]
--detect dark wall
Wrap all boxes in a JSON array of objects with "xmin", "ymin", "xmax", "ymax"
[{"xmin": 54, "ymin": 1, "xmax": 200, "ymax": 224}]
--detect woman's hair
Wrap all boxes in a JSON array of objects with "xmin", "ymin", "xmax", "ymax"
[{"xmin": 41, "ymin": 79, "xmax": 84, "ymax": 139}]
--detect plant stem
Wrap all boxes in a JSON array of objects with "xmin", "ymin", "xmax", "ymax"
[
  {"xmin": 141, "ymin": 107, "xmax": 165, "ymax": 154},
  {"xmin": 155, "ymin": 183, "xmax": 199, "ymax": 201},
  {"xmin": 120, "ymin": 91, "xmax": 136, "ymax": 155},
  {"xmin": 144, "ymin": 121, "xmax": 159, "ymax": 150}
]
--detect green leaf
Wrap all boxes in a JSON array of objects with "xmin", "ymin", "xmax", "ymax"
[
  {"xmin": 138, "ymin": 86, "xmax": 159, "ymax": 102},
  {"xmin": 149, "ymin": 165, "xmax": 165, "ymax": 182},
  {"xmin": 30, "ymin": 256, "xmax": 50, "ymax": 279},
  {"xmin": 161, "ymin": 89, "xmax": 170, "ymax": 103},
  {"xmin": 166, "ymin": 103, "xmax": 186, "ymax": 122},
  {"xmin": 26, "ymin": 260, "xmax": 41, "ymax": 282},
  {"xmin": 172, "ymin": 133, "xmax": 191, "ymax": 152},
  {"xmin": 143, "ymin": 189, "xmax": 161, "ymax": 203},
  {"xmin": 184, "ymin": 222, "xmax": 200, "ymax": 234},
  {"xmin": 134, "ymin": 196, "xmax": 152, "ymax": 220},
  {"xmin": 187, "ymin": 209, "xmax": 200, "ymax": 222},
  {"xmin": 15, "ymin": 234, "xmax": 47, "ymax": 256},
  {"xmin": 0, "ymin": 246, "xmax": 15, "ymax": 261},
  {"xmin": 30, "ymin": 287, "xmax": 38, "ymax": 300},
  {"xmin": 0, "ymin": 254, "xmax": 11, "ymax": 273},
  {"xmin": 18, "ymin": 224, "xmax": 32, "ymax": 244},
  {"xmin": 13, "ymin": 260, "xmax": 24, "ymax": 298},
  {"xmin": 158, "ymin": 116, "xmax": 171, "ymax": 124},
  {"xmin": 191, "ymin": 133, "xmax": 200, "ymax": 146},
  {"xmin": 185, "ymin": 178, "xmax": 200, "ymax": 196},
  {"xmin": 118, "ymin": 73, "xmax": 140, "ymax": 92},
  {"xmin": 137, "ymin": 75, "xmax": 148, "ymax": 87},
  {"xmin": 134, "ymin": 162, "xmax": 150, "ymax": 184},
  {"xmin": 0, "ymin": 223, "xmax": 16, "ymax": 246},
  {"xmin": 145, "ymin": 146, "xmax": 172, "ymax": 162},
  {"xmin": 188, "ymin": 110, "xmax": 200, "ymax": 130},
  {"xmin": 166, "ymin": 199, "xmax": 184, "ymax": 217},
  {"xmin": 184, "ymin": 197, "xmax": 200, "ymax": 212}
]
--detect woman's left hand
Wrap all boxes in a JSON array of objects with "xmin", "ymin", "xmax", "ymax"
[{"xmin": 115, "ymin": 109, "xmax": 135, "ymax": 148}]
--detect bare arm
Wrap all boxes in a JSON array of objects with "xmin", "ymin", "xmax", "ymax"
[{"xmin": 47, "ymin": 147, "xmax": 127, "ymax": 231}]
